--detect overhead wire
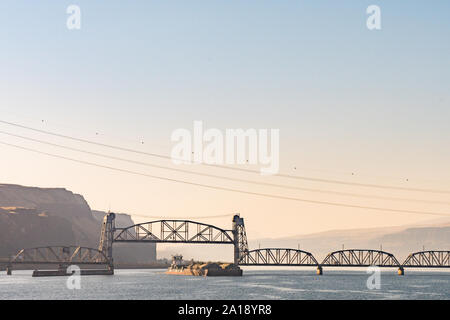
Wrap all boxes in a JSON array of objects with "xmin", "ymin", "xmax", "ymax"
[
  {"xmin": 1, "ymin": 139, "xmax": 449, "ymax": 217},
  {"xmin": 1, "ymin": 129, "xmax": 449, "ymax": 206},
  {"xmin": 1, "ymin": 119, "xmax": 449, "ymax": 194}
]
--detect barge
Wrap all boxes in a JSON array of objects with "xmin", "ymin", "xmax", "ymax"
[{"xmin": 165, "ymin": 255, "xmax": 242, "ymax": 277}]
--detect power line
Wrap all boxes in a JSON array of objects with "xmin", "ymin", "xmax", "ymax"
[
  {"xmin": 1, "ymin": 139, "xmax": 449, "ymax": 217},
  {"xmin": 12, "ymin": 114, "xmax": 445, "ymax": 185},
  {"xmin": 1, "ymin": 129, "xmax": 449, "ymax": 206},
  {"xmin": 1, "ymin": 119, "xmax": 449, "ymax": 194}
]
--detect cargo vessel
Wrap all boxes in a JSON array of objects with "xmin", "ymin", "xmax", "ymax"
[{"xmin": 165, "ymin": 255, "xmax": 242, "ymax": 277}]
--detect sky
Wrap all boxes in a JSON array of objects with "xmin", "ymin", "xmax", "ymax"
[{"xmin": 0, "ymin": 1, "xmax": 449, "ymax": 239}]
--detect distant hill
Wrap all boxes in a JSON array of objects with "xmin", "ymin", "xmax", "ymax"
[{"xmin": 0, "ymin": 183, "xmax": 156, "ymax": 264}]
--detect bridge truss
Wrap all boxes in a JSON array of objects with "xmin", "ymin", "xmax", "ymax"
[
  {"xmin": 239, "ymin": 248, "xmax": 319, "ymax": 266},
  {"xmin": 113, "ymin": 220, "xmax": 234, "ymax": 244},
  {"xmin": 321, "ymin": 249, "xmax": 401, "ymax": 267},
  {"xmin": 10, "ymin": 246, "xmax": 109, "ymax": 265},
  {"xmin": 402, "ymin": 251, "xmax": 450, "ymax": 268}
]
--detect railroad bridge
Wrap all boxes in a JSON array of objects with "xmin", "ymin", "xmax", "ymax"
[
  {"xmin": 96, "ymin": 213, "xmax": 450, "ymax": 275},
  {"xmin": 5, "ymin": 246, "xmax": 111, "ymax": 276},
  {"xmin": 99, "ymin": 213, "xmax": 245, "ymax": 267},
  {"xmin": 5, "ymin": 212, "xmax": 450, "ymax": 276}
]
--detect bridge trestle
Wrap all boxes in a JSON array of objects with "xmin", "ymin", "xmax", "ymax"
[
  {"xmin": 321, "ymin": 249, "xmax": 401, "ymax": 268},
  {"xmin": 239, "ymin": 248, "xmax": 319, "ymax": 266},
  {"xmin": 113, "ymin": 219, "xmax": 234, "ymax": 244},
  {"xmin": 9, "ymin": 246, "xmax": 110, "ymax": 273},
  {"xmin": 8, "ymin": 212, "xmax": 448, "ymax": 276},
  {"xmin": 402, "ymin": 251, "xmax": 450, "ymax": 268}
]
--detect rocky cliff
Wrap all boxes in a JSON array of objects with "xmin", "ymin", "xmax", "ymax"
[
  {"xmin": 0, "ymin": 207, "xmax": 76, "ymax": 257},
  {"xmin": 0, "ymin": 184, "xmax": 98, "ymax": 248},
  {"xmin": 92, "ymin": 210, "xmax": 156, "ymax": 264},
  {"xmin": 0, "ymin": 184, "xmax": 156, "ymax": 263}
]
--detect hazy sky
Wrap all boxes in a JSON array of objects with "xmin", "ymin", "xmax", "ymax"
[{"xmin": 1, "ymin": 1, "xmax": 449, "ymax": 239}]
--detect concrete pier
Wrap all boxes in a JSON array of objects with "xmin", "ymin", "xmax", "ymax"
[
  {"xmin": 316, "ymin": 266, "xmax": 323, "ymax": 275},
  {"xmin": 398, "ymin": 267, "xmax": 405, "ymax": 276}
]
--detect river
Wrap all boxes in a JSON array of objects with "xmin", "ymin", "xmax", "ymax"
[{"xmin": 0, "ymin": 269, "xmax": 448, "ymax": 300}]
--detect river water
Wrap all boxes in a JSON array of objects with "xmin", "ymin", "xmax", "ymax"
[{"xmin": 0, "ymin": 269, "xmax": 448, "ymax": 300}]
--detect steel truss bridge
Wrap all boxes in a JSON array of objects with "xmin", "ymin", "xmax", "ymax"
[
  {"xmin": 92, "ymin": 213, "xmax": 450, "ymax": 274},
  {"xmin": 321, "ymin": 249, "xmax": 401, "ymax": 267},
  {"xmin": 10, "ymin": 246, "xmax": 109, "ymax": 265},
  {"xmin": 239, "ymin": 248, "xmax": 319, "ymax": 266},
  {"xmin": 402, "ymin": 251, "xmax": 450, "ymax": 268},
  {"xmin": 113, "ymin": 220, "xmax": 234, "ymax": 244},
  {"xmin": 5, "ymin": 213, "xmax": 450, "ymax": 275},
  {"xmin": 5, "ymin": 246, "xmax": 111, "ymax": 275}
]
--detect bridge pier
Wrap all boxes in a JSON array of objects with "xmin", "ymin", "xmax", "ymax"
[
  {"xmin": 6, "ymin": 265, "xmax": 12, "ymax": 275},
  {"xmin": 398, "ymin": 267, "xmax": 404, "ymax": 276},
  {"xmin": 316, "ymin": 266, "xmax": 323, "ymax": 275}
]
